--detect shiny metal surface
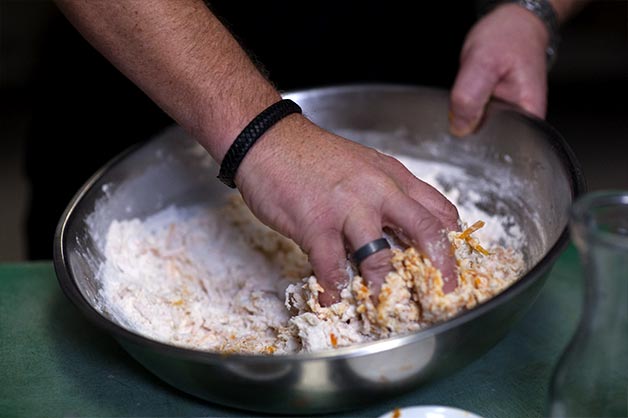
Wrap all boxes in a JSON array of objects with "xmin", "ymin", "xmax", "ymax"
[{"xmin": 53, "ymin": 84, "xmax": 585, "ymax": 415}]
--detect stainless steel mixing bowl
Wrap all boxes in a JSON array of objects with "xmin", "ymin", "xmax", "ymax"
[{"xmin": 54, "ymin": 84, "xmax": 585, "ymax": 415}]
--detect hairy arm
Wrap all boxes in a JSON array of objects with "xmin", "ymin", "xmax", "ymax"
[
  {"xmin": 56, "ymin": 0, "xmax": 461, "ymax": 303},
  {"xmin": 55, "ymin": 0, "xmax": 280, "ymax": 162}
]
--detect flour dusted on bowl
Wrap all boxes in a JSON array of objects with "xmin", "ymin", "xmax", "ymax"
[{"xmin": 99, "ymin": 158, "xmax": 525, "ymax": 354}]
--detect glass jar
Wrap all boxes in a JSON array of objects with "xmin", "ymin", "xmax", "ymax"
[{"xmin": 548, "ymin": 190, "xmax": 628, "ymax": 417}]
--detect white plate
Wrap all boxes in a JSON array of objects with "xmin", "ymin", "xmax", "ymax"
[{"xmin": 377, "ymin": 405, "xmax": 484, "ymax": 418}]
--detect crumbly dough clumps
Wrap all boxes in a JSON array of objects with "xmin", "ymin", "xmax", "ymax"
[{"xmin": 101, "ymin": 193, "xmax": 524, "ymax": 354}]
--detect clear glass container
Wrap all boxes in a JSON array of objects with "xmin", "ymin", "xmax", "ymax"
[{"xmin": 548, "ymin": 190, "xmax": 628, "ymax": 417}]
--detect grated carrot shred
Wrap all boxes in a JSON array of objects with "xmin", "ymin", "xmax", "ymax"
[
  {"xmin": 469, "ymin": 240, "xmax": 490, "ymax": 256},
  {"xmin": 459, "ymin": 220, "xmax": 485, "ymax": 239},
  {"xmin": 330, "ymin": 332, "xmax": 338, "ymax": 347},
  {"xmin": 458, "ymin": 220, "xmax": 491, "ymax": 255}
]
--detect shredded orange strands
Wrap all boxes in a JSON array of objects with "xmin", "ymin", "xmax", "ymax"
[
  {"xmin": 330, "ymin": 332, "xmax": 338, "ymax": 348},
  {"xmin": 459, "ymin": 220, "xmax": 485, "ymax": 239},
  {"xmin": 265, "ymin": 346, "xmax": 276, "ymax": 354},
  {"xmin": 458, "ymin": 220, "xmax": 491, "ymax": 256},
  {"xmin": 469, "ymin": 240, "xmax": 490, "ymax": 256},
  {"xmin": 392, "ymin": 408, "xmax": 402, "ymax": 418}
]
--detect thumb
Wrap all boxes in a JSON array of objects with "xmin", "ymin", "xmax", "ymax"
[{"xmin": 449, "ymin": 54, "xmax": 501, "ymax": 137}]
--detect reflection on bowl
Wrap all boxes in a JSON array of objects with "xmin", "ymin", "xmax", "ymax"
[
  {"xmin": 54, "ymin": 84, "xmax": 584, "ymax": 414},
  {"xmin": 377, "ymin": 405, "xmax": 485, "ymax": 418},
  {"xmin": 346, "ymin": 334, "xmax": 436, "ymax": 383}
]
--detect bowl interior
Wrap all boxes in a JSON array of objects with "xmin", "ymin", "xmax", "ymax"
[{"xmin": 57, "ymin": 84, "xmax": 581, "ymax": 352}]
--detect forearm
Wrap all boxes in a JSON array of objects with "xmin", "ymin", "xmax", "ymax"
[{"xmin": 54, "ymin": 0, "xmax": 281, "ymax": 162}]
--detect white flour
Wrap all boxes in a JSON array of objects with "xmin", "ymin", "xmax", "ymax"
[
  {"xmin": 98, "ymin": 156, "xmax": 526, "ymax": 354},
  {"xmin": 394, "ymin": 155, "xmax": 524, "ymax": 247}
]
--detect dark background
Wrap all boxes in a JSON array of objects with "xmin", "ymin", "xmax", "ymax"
[{"xmin": 1, "ymin": 0, "xmax": 627, "ymax": 261}]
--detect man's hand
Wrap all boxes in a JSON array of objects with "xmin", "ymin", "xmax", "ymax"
[
  {"xmin": 55, "ymin": 0, "xmax": 461, "ymax": 305},
  {"xmin": 449, "ymin": 3, "xmax": 550, "ymax": 136},
  {"xmin": 237, "ymin": 115, "xmax": 460, "ymax": 305}
]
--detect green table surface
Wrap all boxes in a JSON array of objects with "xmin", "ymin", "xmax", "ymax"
[{"xmin": 0, "ymin": 246, "xmax": 583, "ymax": 418}]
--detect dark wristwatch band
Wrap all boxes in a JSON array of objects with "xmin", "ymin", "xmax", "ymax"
[
  {"xmin": 481, "ymin": 0, "xmax": 560, "ymax": 68},
  {"xmin": 217, "ymin": 99, "xmax": 302, "ymax": 188}
]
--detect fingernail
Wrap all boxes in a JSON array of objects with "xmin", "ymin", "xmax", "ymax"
[{"xmin": 448, "ymin": 111, "xmax": 476, "ymax": 137}]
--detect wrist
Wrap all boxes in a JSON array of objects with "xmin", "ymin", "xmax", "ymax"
[
  {"xmin": 235, "ymin": 113, "xmax": 312, "ymax": 191},
  {"xmin": 217, "ymin": 98, "xmax": 303, "ymax": 188},
  {"xmin": 482, "ymin": 0, "xmax": 559, "ymax": 68},
  {"xmin": 194, "ymin": 86, "xmax": 283, "ymax": 163}
]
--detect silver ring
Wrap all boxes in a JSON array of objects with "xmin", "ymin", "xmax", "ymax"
[{"xmin": 352, "ymin": 238, "xmax": 391, "ymax": 265}]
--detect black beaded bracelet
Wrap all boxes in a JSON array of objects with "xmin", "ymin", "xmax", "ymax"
[{"xmin": 217, "ymin": 98, "xmax": 302, "ymax": 188}]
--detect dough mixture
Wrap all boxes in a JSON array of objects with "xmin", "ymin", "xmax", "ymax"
[{"xmin": 99, "ymin": 159, "xmax": 525, "ymax": 354}]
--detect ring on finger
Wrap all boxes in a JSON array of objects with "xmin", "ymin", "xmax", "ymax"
[{"xmin": 351, "ymin": 237, "xmax": 391, "ymax": 265}]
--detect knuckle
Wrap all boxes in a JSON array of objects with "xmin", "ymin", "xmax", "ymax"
[
  {"xmin": 382, "ymin": 155, "xmax": 412, "ymax": 178},
  {"xmin": 466, "ymin": 47, "xmax": 500, "ymax": 71},
  {"xmin": 451, "ymin": 92, "xmax": 485, "ymax": 119},
  {"xmin": 439, "ymin": 200, "xmax": 460, "ymax": 225},
  {"xmin": 316, "ymin": 266, "xmax": 346, "ymax": 288},
  {"xmin": 402, "ymin": 172, "xmax": 424, "ymax": 194},
  {"xmin": 299, "ymin": 206, "xmax": 340, "ymax": 248},
  {"xmin": 308, "ymin": 245, "xmax": 347, "ymax": 282},
  {"xmin": 411, "ymin": 215, "xmax": 438, "ymax": 235},
  {"xmin": 331, "ymin": 171, "xmax": 377, "ymax": 197},
  {"xmin": 451, "ymin": 89, "xmax": 476, "ymax": 110},
  {"xmin": 359, "ymin": 249, "xmax": 393, "ymax": 277},
  {"xmin": 476, "ymin": 53, "xmax": 499, "ymax": 71},
  {"xmin": 329, "ymin": 177, "xmax": 354, "ymax": 198},
  {"xmin": 301, "ymin": 226, "xmax": 336, "ymax": 256},
  {"xmin": 364, "ymin": 146, "xmax": 382, "ymax": 161},
  {"xmin": 376, "ymin": 151, "xmax": 400, "ymax": 166}
]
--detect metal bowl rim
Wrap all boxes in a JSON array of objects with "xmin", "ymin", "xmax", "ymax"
[{"xmin": 53, "ymin": 83, "xmax": 586, "ymax": 363}]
